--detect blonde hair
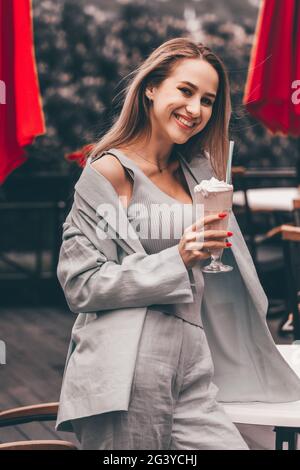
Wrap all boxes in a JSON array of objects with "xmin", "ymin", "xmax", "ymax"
[{"xmin": 89, "ymin": 37, "xmax": 232, "ymax": 179}]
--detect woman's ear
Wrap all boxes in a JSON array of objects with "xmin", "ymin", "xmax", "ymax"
[{"xmin": 145, "ymin": 85, "xmax": 156, "ymax": 101}]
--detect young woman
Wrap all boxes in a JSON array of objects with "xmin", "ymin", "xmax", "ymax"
[{"xmin": 55, "ymin": 38, "xmax": 300, "ymax": 450}]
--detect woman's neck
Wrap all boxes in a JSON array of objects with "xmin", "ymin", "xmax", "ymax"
[{"xmin": 123, "ymin": 138, "xmax": 174, "ymax": 168}]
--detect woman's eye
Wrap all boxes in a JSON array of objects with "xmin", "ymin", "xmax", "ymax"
[
  {"xmin": 202, "ymin": 97, "xmax": 213, "ymax": 106},
  {"xmin": 180, "ymin": 88, "xmax": 213, "ymax": 106},
  {"xmin": 179, "ymin": 87, "xmax": 192, "ymax": 96}
]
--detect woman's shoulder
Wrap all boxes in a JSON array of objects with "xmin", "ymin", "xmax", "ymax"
[
  {"xmin": 90, "ymin": 152, "xmax": 133, "ymax": 202},
  {"xmin": 91, "ymin": 152, "xmax": 125, "ymax": 177}
]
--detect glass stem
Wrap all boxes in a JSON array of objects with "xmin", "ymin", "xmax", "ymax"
[{"xmin": 210, "ymin": 254, "xmax": 221, "ymax": 268}]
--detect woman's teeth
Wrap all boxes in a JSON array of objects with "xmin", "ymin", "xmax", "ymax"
[{"xmin": 174, "ymin": 114, "xmax": 195, "ymax": 128}]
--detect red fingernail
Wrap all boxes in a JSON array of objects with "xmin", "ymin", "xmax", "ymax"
[
  {"xmin": 226, "ymin": 242, "xmax": 232, "ymax": 247},
  {"xmin": 227, "ymin": 231, "xmax": 233, "ymax": 236},
  {"xmin": 218, "ymin": 213, "xmax": 227, "ymax": 218}
]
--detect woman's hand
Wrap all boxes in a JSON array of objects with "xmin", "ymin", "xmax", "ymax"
[{"xmin": 178, "ymin": 213, "xmax": 233, "ymax": 269}]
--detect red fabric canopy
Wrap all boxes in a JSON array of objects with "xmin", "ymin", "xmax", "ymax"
[
  {"xmin": 243, "ymin": 0, "xmax": 300, "ymax": 137},
  {"xmin": 0, "ymin": 0, "xmax": 45, "ymax": 184}
]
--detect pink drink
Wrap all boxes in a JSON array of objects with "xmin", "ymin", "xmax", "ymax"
[{"xmin": 194, "ymin": 177, "xmax": 233, "ymax": 258}]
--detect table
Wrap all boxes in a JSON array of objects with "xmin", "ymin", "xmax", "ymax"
[
  {"xmin": 233, "ymin": 187, "xmax": 300, "ymax": 212},
  {"xmin": 223, "ymin": 345, "xmax": 300, "ymax": 450}
]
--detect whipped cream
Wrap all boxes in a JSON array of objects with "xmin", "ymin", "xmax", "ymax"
[{"xmin": 194, "ymin": 177, "xmax": 233, "ymax": 197}]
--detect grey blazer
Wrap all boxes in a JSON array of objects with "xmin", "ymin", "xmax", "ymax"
[{"xmin": 55, "ymin": 151, "xmax": 300, "ymax": 432}]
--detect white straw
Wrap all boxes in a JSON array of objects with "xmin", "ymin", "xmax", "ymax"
[{"xmin": 226, "ymin": 140, "xmax": 234, "ymax": 184}]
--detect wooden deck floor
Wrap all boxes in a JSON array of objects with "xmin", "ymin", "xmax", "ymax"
[
  {"xmin": 0, "ymin": 304, "xmax": 291, "ymax": 448},
  {"xmin": 0, "ymin": 306, "xmax": 79, "ymax": 447}
]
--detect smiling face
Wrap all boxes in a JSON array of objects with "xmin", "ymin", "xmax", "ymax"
[{"xmin": 145, "ymin": 58, "xmax": 219, "ymax": 146}]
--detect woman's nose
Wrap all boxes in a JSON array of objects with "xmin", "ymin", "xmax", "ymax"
[{"xmin": 186, "ymin": 98, "xmax": 201, "ymax": 118}]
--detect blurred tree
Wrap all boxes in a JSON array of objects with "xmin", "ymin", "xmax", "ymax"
[{"xmin": 23, "ymin": 0, "xmax": 297, "ymax": 173}]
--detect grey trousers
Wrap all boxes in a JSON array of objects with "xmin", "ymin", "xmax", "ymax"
[{"xmin": 71, "ymin": 309, "xmax": 248, "ymax": 450}]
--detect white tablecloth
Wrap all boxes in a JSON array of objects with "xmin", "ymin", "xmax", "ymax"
[
  {"xmin": 233, "ymin": 187, "xmax": 300, "ymax": 212},
  {"xmin": 223, "ymin": 345, "xmax": 300, "ymax": 427}
]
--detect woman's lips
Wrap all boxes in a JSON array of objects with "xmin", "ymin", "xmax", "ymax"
[{"xmin": 173, "ymin": 113, "xmax": 195, "ymax": 131}]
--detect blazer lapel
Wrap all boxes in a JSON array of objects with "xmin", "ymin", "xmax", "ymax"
[
  {"xmin": 180, "ymin": 154, "xmax": 268, "ymax": 311},
  {"xmin": 179, "ymin": 152, "xmax": 213, "ymax": 185}
]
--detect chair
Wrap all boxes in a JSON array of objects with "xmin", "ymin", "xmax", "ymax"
[
  {"xmin": 294, "ymin": 197, "xmax": 300, "ymax": 226},
  {"xmin": 265, "ymin": 223, "xmax": 300, "ymax": 340},
  {"xmin": 0, "ymin": 201, "xmax": 66, "ymax": 281},
  {"xmin": 232, "ymin": 166, "xmax": 298, "ymax": 265},
  {"xmin": 0, "ymin": 402, "xmax": 77, "ymax": 450},
  {"xmin": 277, "ymin": 199, "xmax": 300, "ymax": 335},
  {"xmin": 232, "ymin": 167, "xmax": 297, "ymax": 317},
  {"xmin": 0, "ymin": 169, "xmax": 71, "ymax": 305},
  {"xmin": 223, "ymin": 344, "xmax": 300, "ymax": 450}
]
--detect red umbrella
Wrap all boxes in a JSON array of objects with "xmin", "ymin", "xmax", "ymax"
[
  {"xmin": 243, "ymin": 0, "xmax": 300, "ymax": 137},
  {"xmin": 0, "ymin": 0, "xmax": 46, "ymax": 184}
]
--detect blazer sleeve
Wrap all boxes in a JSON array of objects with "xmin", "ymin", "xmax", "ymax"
[{"xmin": 57, "ymin": 221, "xmax": 194, "ymax": 314}]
